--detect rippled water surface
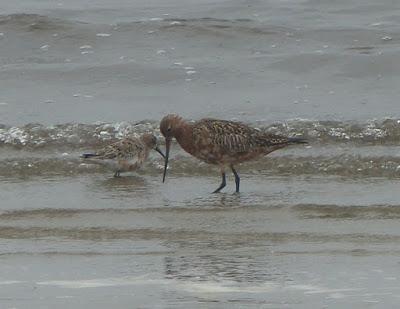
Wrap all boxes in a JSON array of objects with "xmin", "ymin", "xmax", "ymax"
[{"xmin": 1, "ymin": 0, "xmax": 400, "ymax": 308}]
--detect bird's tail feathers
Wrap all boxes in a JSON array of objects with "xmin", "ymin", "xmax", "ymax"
[
  {"xmin": 287, "ymin": 137, "xmax": 308, "ymax": 144},
  {"xmin": 81, "ymin": 153, "xmax": 99, "ymax": 159}
]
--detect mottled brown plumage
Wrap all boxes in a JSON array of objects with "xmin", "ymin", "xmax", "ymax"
[
  {"xmin": 160, "ymin": 114, "xmax": 307, "ymax": 192},
  {"xmin": 81, "ymin": 133, "xmax": 165, "ymax": 177}
]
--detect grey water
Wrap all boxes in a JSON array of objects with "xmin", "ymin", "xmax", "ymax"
[{"xmin": 1, "ymin": 0, "xmax": 400, "ymax": 308}]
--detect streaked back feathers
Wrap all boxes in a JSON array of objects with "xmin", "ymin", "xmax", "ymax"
[
  {"xmin": 92, "ymin": 137, "xmax": 146, "ymax": 160},
  {"xmin": 193, "ymin": 118, "xmax": 307, "ymax": 154}
]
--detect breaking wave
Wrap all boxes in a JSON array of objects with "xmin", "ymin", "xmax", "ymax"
[{"xmin": 0, "ymin": 118, "xmax": 399, "ymax": 148}]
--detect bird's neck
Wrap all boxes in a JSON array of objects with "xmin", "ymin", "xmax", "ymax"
[{"xmin": 174, "ymin": 121, "xmax": 194, "ymax": 154}]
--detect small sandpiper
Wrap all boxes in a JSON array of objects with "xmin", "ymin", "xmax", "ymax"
[
  {"xmin": 81, "ymin": 133, "xmax": 165, "ymax": 177},
  {"xmin": 160, "ymin": 114, "xmax": 307, "ymax": 193}
]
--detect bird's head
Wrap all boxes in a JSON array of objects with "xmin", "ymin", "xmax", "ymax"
[{"xmin": 140, "ymin": 133, "xmax": 165, "ymax": 159}]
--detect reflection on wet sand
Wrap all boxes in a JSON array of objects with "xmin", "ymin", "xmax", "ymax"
[
  {"xmin": 88, "ymin": 175, "xmax": 149, "ymax": 198},
  {"xmin": 163, "ymin": 252, "xmax": 287, "ymax": 284}
]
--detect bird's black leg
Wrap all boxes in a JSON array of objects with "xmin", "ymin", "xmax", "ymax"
[
  {"xmin": 213, "ymin": 171, "xmax": 226, "ymax": 193},
  {"xmin": 231, "ymin": 165, "xmax": 240, "ymax": 193},
  {"xmin": 114, "ymin": 171, "xmax": 121, "ymax": 177}
]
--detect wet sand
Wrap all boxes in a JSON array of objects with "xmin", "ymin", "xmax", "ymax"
[
  {"xmin": 1, "ymin": 0, "xmax": 400, "ymax": 308},
  {"xmin": 2, "ymin": 173, "xmax": 400, "ymax": 308}
]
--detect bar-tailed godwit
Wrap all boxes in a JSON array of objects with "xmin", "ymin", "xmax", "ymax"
[
  {"xmin": 82, "ymin": 133, "xmax": 165, "ymax": 177},
  {"xmin": 160, "ymin": 114, "xmax": 307, "ymax": 193}
]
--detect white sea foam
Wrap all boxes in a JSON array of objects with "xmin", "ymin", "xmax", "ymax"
[
  {"xmin": 0, "ymin": 280, "xmax": 22, "ymax": 285},
  {"xmin": 37, "ymin": 276, "xmax": 163, "ymax": 289},
  {"xmin": 96, "ymin": 33, "xmax": 111, "ymax": 37}
]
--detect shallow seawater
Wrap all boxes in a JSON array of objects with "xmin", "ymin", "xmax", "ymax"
[
  {"xmin": 2, "ymin": 165, "xmax": 400, "ymax": 308},
  {"xmin": 1, "ymin": 0, "xmax": 400, "ymax": 308}
]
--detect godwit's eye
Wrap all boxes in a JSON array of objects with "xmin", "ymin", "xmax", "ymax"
[{"xmin": 167, "ymin": 127, "xmax": 172, "ymax": 132}]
